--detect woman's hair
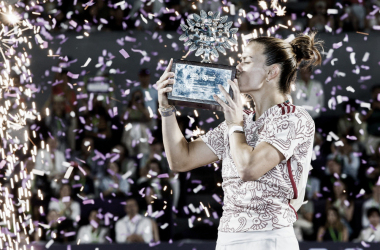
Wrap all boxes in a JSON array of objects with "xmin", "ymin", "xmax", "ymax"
[
  {"xmin": 247, "ymin": 31, "xmax": 324, "ymax": 94},
  {"xmin": 325, "ymin": 207, "xmax": 345, "ymax": 232}
]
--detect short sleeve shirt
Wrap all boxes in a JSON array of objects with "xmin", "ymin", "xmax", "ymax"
[{"xmin": 201, "ymin": 101, "xmax": 315, "ymax": 232}]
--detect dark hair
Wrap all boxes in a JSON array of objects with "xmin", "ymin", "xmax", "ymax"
[
  {"xmin": 367, "ymin": 207, "xmax": 380, "ymax": 218},
  {"xmin": 248, "ymin": 32, "xmax": 324, "ymax": 94},
  {"xmin": 145, "ymin": 158, "xmax": 163, "ymax": 174},
  {"xmin": 371, "ymin": 85, "xmax": 380, "ymax": 93},
  {"xmin": 325, "ymin": 207, "xmax": 345, "ymax": 232}
]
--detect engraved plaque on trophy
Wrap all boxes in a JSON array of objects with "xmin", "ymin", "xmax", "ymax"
[{"xmin": 167, "ymin": 10, "xmax": 238, "ymax": 111}]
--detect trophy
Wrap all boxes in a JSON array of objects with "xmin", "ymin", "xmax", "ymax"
[{"xmin": 167, "ymin": 10, "xmax": 238, "ymax": 111}]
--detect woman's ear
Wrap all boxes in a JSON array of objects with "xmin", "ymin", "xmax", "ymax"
[{"xmin": 268, "ymin": 64, "xmax": 280, "ymax": 81}]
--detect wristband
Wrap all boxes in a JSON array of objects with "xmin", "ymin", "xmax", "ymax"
[
  {"xmin": 228, "ymin": 125, "xmax": 244, "ymax": 137},
  {"xmin": 159, "ymin": 105, "xmax": 176, "ymax": 117}
]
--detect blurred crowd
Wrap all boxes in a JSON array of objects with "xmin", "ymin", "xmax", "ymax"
[{"xmin": 13, "ymin": 0, "xmax": 380, "ymax": 34}]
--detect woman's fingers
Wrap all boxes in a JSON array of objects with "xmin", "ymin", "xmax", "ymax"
[
  {"xmin": 213, "ymin": 94, "xmax": 230, "ymax": 111},
  {"xmin": 227, "ymin": 79, "xmax": 240, "ymax": 102},
  {"xmin": 218, "ymin": 84, "xmax": 234, "ymax": 107},
  {"xmin": 164, "ymin": 58, "xmax": 173, "ymax": 73},
  {"xmin": 158, "ymin": 87, "xmax": 172, "ymax": 95},
  {"xmin": 159, "ymin": 78, "xmax": 174, "ymax": 89}
]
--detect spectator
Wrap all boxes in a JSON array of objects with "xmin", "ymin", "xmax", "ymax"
[
  {"xmin": 363, "ymin": 85, "xmax": 380, "ymax": 156},
  {"xmin": 306, "ymin": 175, "xmax": 321, "ymax": 200},
  {"xmin": 71, "ymin": 163, "xmax": 96, "ymax": 198},
  {"xmin": 136, "ymin": 68, "xmax": 159, "ymax": 130},
  {"xmin": 368, "ymin": 142, "xmax": 380, "ymax": 167},
  {"xmin": 350, "ymin": 0, "xmax": 366, "ymax": 31},
  {"xmin": 48, "ymin": 184, "xmax": 81, "ymax": 222},
  {"xmin": 362, "ymin": 183, "xmax": 380, "ymax": 228},
  {"xmin": 308, "ymin": 1, "xmax": 335, "ymax": 32},
  {"xmin": 35, "ymin": 137, "xmax": 66, "ymax": 195},
  {"xmin": 127, "ymin": 0, "xmax": 165, "ymax": 31},
  {"xmin": 320, "ymin": 157, "xmax": 355, "ymax": 199},
  {"xmin": 99, "ymin": 161, "xmax": 130, "ymax": 197},
  {"xmin": 339, "ymin": 1, "xmax": 359, "ymax": 32},
  {"xmin": 34, "ymin": 209, "xmax": 59, "ymax": 242},
  {"xmin": 312, "ymin": 132, "xmax": 331, "ymax": 179},
  {"xmin": 115, "ymin": 198, "xmax": 154, "ymax": 243},
  {"xmin": 317, "ymin": 207, "xmax": 349, "ymax": 242},
  {"xmin": 137, "ymin": 159, "xmax": 174, "ymax": 202},
  {"xmin": 111, "ymin": 144, "xmax": 138, "ymax": 181},
  {"xmin": 337, "ymin": 98, "xmax": 367, "ymax": 145},
  {"xmin": 138, "ymin": 159, "xmax": 174, "ymax": 241},
  {"xmin": 49, "ymin": 70, "xmax": 77, "ymax": 113},
  {"xmin": 330, "ymin": 137, "xmax": 361, "ymax": 181},
  {"xmin": 74, "ymin": 137, "xmax": 104, "ymax": 180},
  {"xmin": 77, "ymin": 210, "xmax": 109, "ymax": 243},
  {"xmin": 140, "ymin": 138, "xmax": 170, "ymax": 175},
  {"xmin": 326, "ymin": 179, "xmax": 354, "ymax": 236},
  {"xmin": 355, "ymin": 207, "xmax": 380, "ymax": 242},
  {"xmin": 291, "ymin": 66, "xmax": 324, "ymax": 120},
  {"xmin": 44, "ymin": 95, "xmax": 75, "ymax": 152},
  {"xmin": 122, "ymin": 89, "xmax": 151, "ymax": 157},
  {"xmin": 293, "ymin": 199, "xmax": 314, "ymax": 241}
]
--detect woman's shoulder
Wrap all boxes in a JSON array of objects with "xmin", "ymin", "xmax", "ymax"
[{"xmin": 274, "ymin": 103, "xmax": 314, "ymax": 121}]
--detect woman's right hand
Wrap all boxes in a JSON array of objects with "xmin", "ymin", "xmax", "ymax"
[{"xmin": 157, "ymin": 58, "xmax": 174, "ymax": 109}]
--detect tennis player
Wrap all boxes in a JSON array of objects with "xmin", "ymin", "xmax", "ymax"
[{"xmin": 157, "ymin": 32, "xmax": 323, "ymax": 250}]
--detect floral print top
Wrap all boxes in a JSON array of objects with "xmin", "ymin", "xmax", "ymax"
[{"xmin": 201, "ymin": 101, "xmax": 315, "ymax": 232}]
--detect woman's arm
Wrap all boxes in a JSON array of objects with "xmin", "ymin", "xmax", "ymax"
[
  {"xmin": 345, "ymin": 202, "xmax": 354, "ymax": 222},
  {"xmin": 317, "ymin": 227, "xmax": 324, "ymax": 242},
  {"xmin": 342, "ymin": 227, "xmax": 349, "ymax": 242},
  {"xmin": 229, "ymin": 132, "xmax": 284, "ymax": 181},
  {"xmin": 162, "ymin": 114, "xmax": 219, "ymax": 172}
]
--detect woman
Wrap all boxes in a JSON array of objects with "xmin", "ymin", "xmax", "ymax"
[
  {"xmin": 157, "ymin": 32, "xmax": 323, "ymax": 250},
  {"xmin": 317, "ymin": 207, "xmax": 349, "ymax": 242},
  {"xmin": 122, "ymin": 89, "xmax": 151, "ymax": 157},
  {"xmin": 326, "ymin": 179, "xmax": 354, "ymax": 237},
  {"xmin": 99, "ymin": 161, "xmax": 130, "ymax": 197}
]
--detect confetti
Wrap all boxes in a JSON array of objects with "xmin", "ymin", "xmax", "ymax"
[{"xmin": 119, "ymin": 49, "xmax": 130, "ymax": 59}]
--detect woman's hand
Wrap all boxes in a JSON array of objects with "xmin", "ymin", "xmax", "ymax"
[
  {"xmin": 213, "ymin": 79, "xmax": 244, "ymax": 127},
  {"xmin": 157, "ymin": 58, "xmax": 174, "ymax": 109}
]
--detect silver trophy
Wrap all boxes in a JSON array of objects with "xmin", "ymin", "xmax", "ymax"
[{"xmin": 168, "ymin": 10, "xmax": 238, "ymax": 111}]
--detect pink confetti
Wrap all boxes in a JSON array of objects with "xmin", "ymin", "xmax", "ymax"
[
  {"xmin": 62, "ymin": 196, "xmax": 71, "ymax": 202},
  {"xmin": 83, "ymin": 199, "xmax": 94, "ymax": 205},
  {"xmin": 67, "ymin": 71, "xmax": 79, "ymax": 79},
  {"xmin": 119, "ymin": 49, "xmax": 130, "ymax": 59}
]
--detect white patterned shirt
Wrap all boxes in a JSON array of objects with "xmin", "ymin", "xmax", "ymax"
[{"xmin": 201, "ymin": 101, "xmax": 315, "ymax": 232}]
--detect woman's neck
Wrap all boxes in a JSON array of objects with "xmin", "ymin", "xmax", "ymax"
[{"xmin": 248, "ymin": 89, "xmax": 287, "ymax": 120}]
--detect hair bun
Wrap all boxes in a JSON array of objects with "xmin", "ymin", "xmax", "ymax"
[{"xmin": 290, "ymin": 32, "xmax": 324, "ymax": 69}]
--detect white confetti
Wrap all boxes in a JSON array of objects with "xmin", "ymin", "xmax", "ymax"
[
  {"xmin": 81, "ymin": 58, "xmax": 91, "ymax": 67},
  {"xmin": 350, "ymin": 52, "xmax": 356, "ymax": 64},
  {"xmin": 64, "ymin": 166, "xmax": 74, "ymax": 179},
  {"xmin": 346, "ymin": 86, "xmax": 355, "ymax": 92},
  {"xmin": 362, "ymin": 52, "xmax": 370, "ymax": 62}
]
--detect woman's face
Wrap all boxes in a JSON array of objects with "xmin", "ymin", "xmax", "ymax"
[
  {"xmin": 60, "ymin": 185, "xmax": 71, "ymax": 198},
  {"xmin": 333, "ymin": 181, "xmax": 345, "ymax": 197},
  {"xmin": 327, "ymin": 209, "xmax": 338, "ymax": 224},
  {"xmin": 236, "ymin": 42, "xmax": 268, "ymax": 93},
  {"xmin": 108, "ymin": 162, "xmax": 119, "ymax": 174},
  {"xmin": 149, "ymin": 163, "xmax": 160, "ymax": 175}
]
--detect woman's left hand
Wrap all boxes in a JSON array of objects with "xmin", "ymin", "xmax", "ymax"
[{"xmin": 213, "ymin": 79, "xmax": 244, "ymax": 127}]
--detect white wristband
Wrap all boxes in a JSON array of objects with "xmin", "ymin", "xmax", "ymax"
[{"xmin": 228, "ymin": 126, "xmax": 244, "ymax": 137}]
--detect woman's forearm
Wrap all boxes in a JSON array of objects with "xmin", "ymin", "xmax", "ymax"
[
  {"xmin": 229, "ymin": 132, "xmax": 254, "ymax": 179},
  {"xmin": 162, "ymin": 113, "xmax": 189, "ymax": 171}
]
